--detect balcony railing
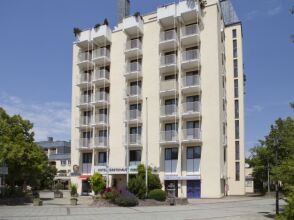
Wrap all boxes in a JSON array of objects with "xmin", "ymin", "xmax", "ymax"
[
  {"xmin": 129, "ymin": 161, "xmax": 141, "ymax": 167},
  {"xmin": 128, "ymin": 109, "xmax": 142, "ymax": 120},
  {"xmin": 127, "ymin": 86, "xmax": 142, "ymax": 97},
  {"xmin": 94, "ymin": 136, "xmax": 108, "ymax": 147},
  {"xmin": 79, "ymin": 138, "xmax": 93, "ymax": 148},
  {"xmin": 160, "ymin": 30, "xmax": 177, "ymax": 42},
  {"xmin": 78, "ymin": 52, "xmax": 92, "ymax": 63},
  {"xmin": 126, "ymin": 39, "xmax": 142, "ymax": 50},
  {"xmin": 182, "ymin": 101, "xmax": 201, "ymax": 113},
  {"xmin": 160, "ymin": 80, "xmax": 178, "ymax": 92},
  {"xmin": 182, "ymin": 75, "xmax": 200, "ymax": 87},
  {"xmin": 94, "ymin": 114, "xmax": 109, "ymax": 124},
  {"xmin": 79, "ymin": 116, "xmax": 92, "ymax": 126},
  {"xmin": 82, "ymin": 163, "xmax": 92, "ymax": 174},
  {"xmin": 161, "ymin": 104, "xmax": 177, "ymax": 116},
  {"xmin": 126, "ymin": 62, "xmax": 142, "ymax": 73},
  {"xmin": 128, "ymin": 134, "xmax": 142, "ymax": 145},
  {"xmin": 181, "ymin": 24, "xmax": 199, "ymax": 37},
  {"xmin": 160, "ymin": 130, "xmax": 178, "ymax": 142},
  {"xmin": 94, "ymin": 92, "xmax": 109, "ymax": 103},
  {"xmin": 182, "ymin": 128, "xmax": 201, "ymax": 140},
  {"xmin": 78, "ymin": 95, "xmax": 92, "ymax": 105},
  {"xmin": 160, "ymin": 54, "xmax": 177, "ymax": 66},
  {"xmin": 77, "ymin": 74, "xmax": 92, "ymax": 85},
  {"xmin": 92, "ymin": 48, "xmax": 110, "ymax": 59},
  {"xmin": 182, "ymin": 49, "xmax": 200, "ymax": 62},
  {"xmin": 93, "ymin": 69, "xmax": 109, "ymax": 81}
]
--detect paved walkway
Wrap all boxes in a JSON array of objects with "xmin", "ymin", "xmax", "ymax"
[{"xmin": 0, "ymin": 196, "xmax": 284, "ymax": 220}]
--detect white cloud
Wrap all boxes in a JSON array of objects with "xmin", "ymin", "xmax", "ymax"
[
  {"xmin": 267, "ymin": 6, "xmax": 282, "ymax": 16},
  {"xmin": 0, "ymin": 92, "xmax": 71, "ymax": 142}
]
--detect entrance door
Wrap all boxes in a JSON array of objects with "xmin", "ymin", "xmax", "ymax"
[
  {"xmin": 82, "ymin": 180, "xmax": 91, "ymax": 195},
  {"xmin": 165, "ymin": 180, "xmax": 178, "ymax": 197},
  {"xmin": 187, "ymin": 180, "xmax": 201, "ymax": 198}
]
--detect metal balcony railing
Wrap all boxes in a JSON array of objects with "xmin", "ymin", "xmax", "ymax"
[
  {"xmin": 93, "ymin": 69, "xmax": 109, "ymax": 81},
  {"xmin": 128, "ymin": 134, "xmax": 142, "ymax": 145},
  {"xmin": 160, "ymin": 79, "xmax": 178, "ymax": 91},
  {"xmin": 160, "ymin": 29, "xmax": 177, "ymax": 42},
  {"xmin": 128, "ymin": 109, "xmax": 142, "ymax": 120},
  {"xmin": 160, "ymin": 104, "xmax": 177, "ymax": 116},
  {"xmin": 126, "ymin": 39, "xmax": 142, "ymax": 50},
  {"xmin": 181, "ymin": 24, "xmax": 199, "ymax": 37},
  {"xmin": 182, "ymin": 101, "xmax": 201, "ymax": 113},
  {"xmin": 160, "ymin": 54, "xmax": 177, "ymax": 66},
  {"xmin": 182, "ymin": 49, "xmax": 200, "ymax": 61},
  {"xmin": 78, "ymin": 52, "xmax": 92, "ymax": 62},
  {"xmin": 182, "ymin": 75, "xmax": 200, "ymax": 87},
  {"xmin": 160, "ymin": 130, "xmax": 178, "ymax": 142},
  {"xmin": 126, "ymin": 62, "xmax": 142, "ymax": 73},
  {"xmin": 92, "ymin": 48, "xmax": 110, "ymax": 59},
  {"xmin": 182, "ymin": 128, "xmax": 201, "ymax": 140}
]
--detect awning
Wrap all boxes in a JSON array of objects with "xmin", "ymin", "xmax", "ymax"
[{"xmin": 80, "ymin": 175, "xmax": 91, "ymax": 180}]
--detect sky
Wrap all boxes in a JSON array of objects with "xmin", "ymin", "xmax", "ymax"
[{"xmin": 0, "ymin": 0, "xmax": 293, "ymax": 155}]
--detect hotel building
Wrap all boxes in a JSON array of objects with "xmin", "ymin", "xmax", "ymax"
[{"xmin": 71, "ymin": 0, "xmax": 245, "ymax": 198}]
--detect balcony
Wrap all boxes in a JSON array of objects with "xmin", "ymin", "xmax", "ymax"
[
  {"xmin": 92, "ymin": 48, "xmax": 110, "ymax": 66},
  {"xmin": 81, "ymin": 163, "xmax": 92, "ymax": 174},
  {"xmin": 92, "ymin": 114, "xmax": 109, "ymax": 128},
  {"xmin": 76, "ymin": 74, "xmax": 92, "ymax": 88},
  {"xmin": 164, "ymin": 160, "xmax": 177, "ymax": 174},
  {"xmin": 160, "ymin": 104, "xmax": 178, "ymax": 121},
  {"xmin": 181, "ymin": 49, "xmax": 200, "ymax": 70},
  {"xmin": 160, "ymin": 79, "xmax": 178, "ymax": 96},
  {"xmin": 157, "ymin": 3, "xmax": 177, "ymax": 27},
  {"xmin": 181, "ymin": 24, "xmax": 200, "ymax": 46},
  {"xmin": 126, "ymin": 109, "xmax": 142, "ymax": 124},
  {"xmin": 94, "ymin": 136, "xmax": 108, "ymax": 149},
  {"xmin": 182, "ymin": 128, "xmax": 201, "ymax": 143},
  {"xmin": 177, "ymin": 0, "xmax": 201, "ymax": 23},
  {"xmin": 75, "ymin": 30, "xmax": 91, "ymax": 48},
  {"xmin": 129, "ymin": 161, "xmax": 141, "ymax": 167},
  {"xmin": 78, "ymin": 138, "xmax": 93, "ymax": 149},
  {"xmin": 92, "ymin": 25, "xmax": 112, "ymax": 46},
  {"xmin": 126, "ymin": 86, "xmax": 142, "ymax": 102},
  {"xmin": 159, "ymin": 30, "xmax": 178, "ymax": 51},
  {"xmin": 125, "ymin": 62, "xmax": 142, "ymax": 80},
  {"xmin": 77, "ymin": 52, "xmax": 93, "ymax": 69},
  {"xmin": 181, "ymin": 75, "xmax": 201, "ymax": 94},
  {"xmin": 92, "ymin": 92, "xmax": 109, "ymax": 107},
  {"xmin": 92, "ymin": 69, "xmax": 110, "ymax": 86},
  {"xmin": 78, "ymin": 116, "xmax": 92, "ymax": 128},
  {"xmin": 160, "ymin": 54, "xmax": 178, "ymax": 73},
  {"xmin": 123, "ymin": 16, "xmax": 144, "ymax": 36},
  {"xmin": 126, "ymin": 134, "xmax": 142, "ymax": 147},
  {"xmin": 182, "ymin": 101, "xmax": 201, "ymax": 119},
  {"xmin": 160, "ymin": 130, "xmax": 178, "ymax": 145},
  {"xmin": 125, "ymin": 39, "xmax": 142, "ymax": 58},
  {"xmin": 187, "ymin": 158, "xmax": 200, "ymax": 175},
  {"xmin": 77, "ymin": 95, "xmax": 92, "ymax": 108}
]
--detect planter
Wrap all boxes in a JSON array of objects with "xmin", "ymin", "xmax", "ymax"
[
  {"xmin": 33, "ymin": 198, "xmax": 43, "ymax": 206},
  {"xmin": 54, "ymin": 191, "xmax": 63, "ymax": 198},
  {"xmin": 70, "ymin": 198, "xmax": 78, "ymax": 206}
]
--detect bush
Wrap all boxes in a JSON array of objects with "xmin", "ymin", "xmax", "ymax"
[
  {"xmin": 114, "ymin": 192, "xmax": 138, "ymax": 207},
  {"xmin": 89, "ymin": 172, "xmax": 106, "ymax": 195},
  {"xmin": 128, "ymin": 176, "xmax": 146, "ymax": 199},
  {"xmin": 70, "ymin": 184, "xmax": 78, "ymax": 197},
  {"xmin": 103, "ymin": 188, "xmax": 119, "ymax": 202},
  {"xmin": 148, "ymin": 174, "xmax": 162, "ymax": 191},
  {"xmin": 54, "ymin": 182, "xmax": 63, "ymax": 192},
  {"xmin": 148, "ymin": 189, "xmax": 166, "ymax": 201},
  {"xmin": 276, "ymin": 190, "xmax": 294, "ymax": 220}
]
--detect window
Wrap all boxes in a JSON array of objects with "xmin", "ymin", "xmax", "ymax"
[
  {"xmin": 234, "ymin": 79, "xmax": 239, "ymax": 98},
  {"xmin": 235, "ymin": 100, "xmax": 239, "ymax": 119},
  {"xmin": 232, "ymin": 29, "xmax": 237, "ymax": 38},
  {"xmin": 61, "ymin": 160, "xmax": 66, "ymax": 166},
  {"xmin": 98, "ymin": 152, "xmax": 107, "ymax": 165},
  {"xmin": 235, "ymin": 120, "xmax": 240, "ymax": 139},
  {"xmin": 130, "ymin": 150, "xmax": 141, "ymax": 162},
  {"xmin": 68, "ymin": 160, "xmax": 71, "ymax": 166},
  {"xmin": 186, "ymin": 146, "xmax": 201, "ymax": 159},
  {"xmin": 233, "ymin": 40, "xmax": 238, "ymax": 58},
  {"xmin": 235, "ymin": 162, "xmax": 240, "ymax": 181},
  {"xmin": 235, "ymin": 141, "xmax": 240, "ymax": 160},
  {"xmin": 234, "ymin": 59, "xmax": 238, "ymax": 77},
  {"xmin": 165, "ymin": 148, "xmax": 178, "ymax": 160},
  {"xmin": 224, "ymin": 147, "xmax": 227, "ymax": 163}
]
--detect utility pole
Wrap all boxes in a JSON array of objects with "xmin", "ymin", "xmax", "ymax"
[
  {"xmin": 145, "ymin": 97, "xmax": 149, "ymax": 198},
  {"xmin": 126, "ymin": 96, "xmax": 129, "ymax": 186},
  {"xmin": 274, "ymin": 137, "xmax": 279, "ymax": 215},
  {"xmin": 267, "ymin": 158, "xmax": 270, "ymax": 193}
]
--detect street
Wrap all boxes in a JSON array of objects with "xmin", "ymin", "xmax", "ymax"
[{"xmin": 0, "ymin": 197, "xmax": 283, "ymax": 220}]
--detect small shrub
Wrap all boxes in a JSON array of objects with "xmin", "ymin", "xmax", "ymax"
[
  {"xmin": 114, "ymin": 192, "xmax": 138, "ymax": 207},
  {"xmin": 73, "ymin": 27, "xmax": 82, "ymax": 37},
  {"xmin": 70, "ymin": 184, "xmax": 78, "ymax": 197},
  {"xmin": 148, "ymin": 189, "xmax": 166, "ymax": 201},
  {"xmin": 103, "ymin": 18, "xmax": 109, "ymax": 26},
  {"xmin": 103, "ymin": 188, "xmax": 119, "ymax": 202},
  {"xmin": 94, "ymin": 23, "xmax": 101, "ymax": 29},
  {"xmin": 89, "ymin": 172, "xmax": 106, "ymax": 195},
  {"xmin": 54, "ymin": 182, "xmax": 63, "ymax": 192},
  {"xmin": 128, "ymin": 176, "xmax": 146, "ymax": 199}
]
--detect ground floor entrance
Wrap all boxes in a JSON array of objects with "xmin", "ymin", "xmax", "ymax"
[
  {"xmin": 164, "ymin": 180, "xmax": 178, "ymax": 197},
  {"xmin": 187, "ymin": 180, "xmax": 201, "ymax": 198},
  {"xmin": 81, "ymin": 179, "xmax": 91, "ymax": 195}
]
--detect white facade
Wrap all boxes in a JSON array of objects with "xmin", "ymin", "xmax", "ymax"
[{"xmin": 71, "ymin": 0, "xmax": 245, "ymax": 198}]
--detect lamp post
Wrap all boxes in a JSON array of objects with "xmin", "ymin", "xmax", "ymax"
[
  {"xmin": 145, "ymin": 97, "xmax": 149, "ymax": 197},
  {"xmin": 274, "ymin": 136, "xmax": 279, "ymax": 215}
]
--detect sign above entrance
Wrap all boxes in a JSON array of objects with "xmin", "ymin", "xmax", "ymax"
[
  {"xmin": 93, "ymin": 166, "xmax": 159, "ymax": 175},
  {"xmin": 164, "ymin": 175, "xmax": 200, "ymax": 181}
]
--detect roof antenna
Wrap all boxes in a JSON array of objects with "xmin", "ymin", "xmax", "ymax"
[{"xmin": 117, "ymin": 0, "xmax": 130, "ymax": 24}]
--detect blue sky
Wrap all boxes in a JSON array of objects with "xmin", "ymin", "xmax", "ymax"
[{"xmin": 0, "ymin": 0, "xmax": 293, "ymax": 155}]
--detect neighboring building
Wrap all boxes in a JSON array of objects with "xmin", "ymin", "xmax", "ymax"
[
  {"xmin": 37, "ymin": 137, "xmax": 71, "ymax": 188},
  {"xmin": 245, "ymin": 164, "xmax": 254, "ymax": 193},
  {"xmin": 71, "ymin": 0, "xmax": 245, "ymax": 198}
]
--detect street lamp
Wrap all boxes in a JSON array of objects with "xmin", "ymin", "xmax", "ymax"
[{"xmin": 274, "ymin": 136, "xmax": 279, "ymax": 215}]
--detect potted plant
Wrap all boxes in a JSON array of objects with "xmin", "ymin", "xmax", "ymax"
[
  {"xmin": 89, "ymin": 172, "xmax": 106, "ymax": 200},
  {"xmin": 70, "ymin": 184, "xmax": 78, "ymax": 206},
  {"xmin": 103, "ymin": 19, "xmax": 109, "ymax": 26},
  {"xmin": 94, "ymin": 23, "xmax": 101, "ymax": 30},
  {"xmin": 73, "ymin": 27, "xmax": 82, "ymax": 37},
  {"xmin": 32, "ymin": 192, "xmax": 43, "ymax": 206},
  {"xmin": 54, "ymin": 182, "xmax": 63, "ymax": 198},
  {"xmin": 133, "ymin": 11, "xmax": 141, "ymax": 18}
]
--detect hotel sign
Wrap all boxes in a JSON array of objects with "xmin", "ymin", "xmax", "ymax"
[{"xmin": 93, "ymin": 166, "xmax": 158, "ymax": 175}]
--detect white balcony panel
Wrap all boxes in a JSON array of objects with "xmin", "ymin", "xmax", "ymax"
[
  {"xmin": 181, "ymin": 75, "xmax": 201, "ymax": 94},
  {"xmin": 182, "ymin": 128, "xmax": 201, "ymax": 143},
  {"xmin": 164, "ymin": 160, "xmax": 177, "ymax": 174},
  {"xmin": 129, "ymin": 161, "xmax": 141, "ymax": 167},
  {"xmin": 160, "ymin": 130, "xmax": 178, "ymax": 145},
  {"xmin": 157, "ymin": 4, "xmax": 177, "ymax": 27},
  {"xmin": 159, "ymin": 30, "xmax": 178, "ymax": 51},
  {"xmin": 94, "ymin": 137, "xmax": 108, "ymax": 149},
  {"xmin": 77, "ymin": 95, "xmax": 92, "ymax": 109},
  {"xmin": 123, "ymin": 16, "xmax": 143, "ymax": 36},
  {"xmin": 127, "ymin": 134, "xmax": 142, "ymax": 146},
  {"xmin": 92, "ymin": 92, "xmax": 109, "ymax": 107},
  {"xmin": 160, "ymin": 54, "xmax": 178, "ymax": 73},
  {"xmin": 79, "ymin": 138, "xmax": 93, "ymax": 149},
  {"xmin": 160, "ymin": 80, "xmax": 178, "ymax": 96},
  {"xmin": 75, "ymin": 30, "xmax": 91, "ymax": 48},
  {"xmin": 124, "ymin": 62, "xmax": 142, "ymax": 80},
  {"xmin": 76, "ymin": 74, "xmax": 92, "ymax": 88},
  {"xmin": 127, "ymin": 110, "xmax": 142, "ymax": 124},
  {"xmin": 92, "ymin": 25, "xmax": 112, "ymax": 46},
  {"xmin": 177, "ymin": 0, "xmax": 201, "ymax": 23},
  {"xmin": 77, "ymin": 52, "xmax": 93, "ymax": 69},
  {"xmin": 187, "ymin": 158, "xmax": 200, "ymax": 175},
  {"xmin": 92, "ymin": 48, "xmax": 110, "ymax": 66},
  {"xmin": 126, "ymin": 86, "xmax": 142, "ymax": 102},
  {"xmin": 92, "ymin": 114, "xmax": 109, "ymax": 128},
  {"xmin": 78, "ymin": 116, "xmax": 92, "ymax": 128},
  {"xmin": 181, "ymin": 49, "xmax": 200, "ymax": 70},
  {"xmin": 125, "ymin": 39, "xmax": 142, "ymax": 58},
  {"xmin": 181, "ymin": 24, "xmax": 200, "ymax": 46},
  {"xmin": 182, "ymin": 101, "xmax": 201, "ymax": 119},
  {"xmin": 92, "ymin": 69, "xmax": 110, "ymax": 86}
]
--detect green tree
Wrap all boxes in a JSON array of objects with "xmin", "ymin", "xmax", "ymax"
[
  {"xmin": 0, "ymin": 107, "xmax": 55, "ymax": 190},
  {"xmin": 89, "ymin": 172, "xmax": 106, "ymax": 195}
]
